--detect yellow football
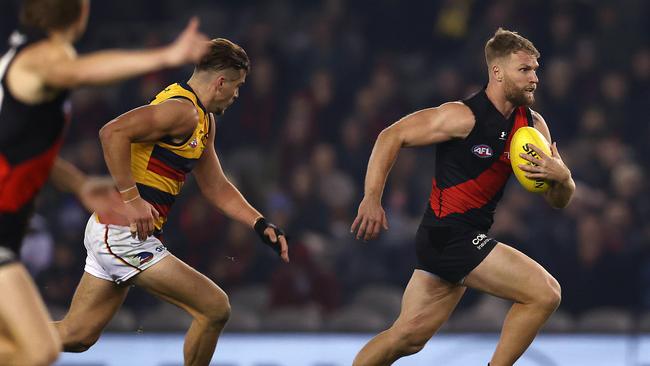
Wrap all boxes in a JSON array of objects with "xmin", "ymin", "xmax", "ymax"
[{"xmin": 510, "ymin": 126, "xmax": 551, "ymax": 193}]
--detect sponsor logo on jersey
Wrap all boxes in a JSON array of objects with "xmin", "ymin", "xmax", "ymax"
[
  {"xmin": 499, "ymin": 131, "xmax": 508, "ymax": 140},
  {"xmin": 472, "ymin": 144, "xmax": 493, "ymax": 158},
  {"xmin": 134, "ymin": 251, "xmax": 154, "ymax": 265}
]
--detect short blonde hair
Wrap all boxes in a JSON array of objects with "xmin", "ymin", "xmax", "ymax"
[{"xmin": 485, "ymin": 28, "xmax": 540, "ymax": 64}]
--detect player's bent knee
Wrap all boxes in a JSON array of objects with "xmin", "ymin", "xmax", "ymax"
[
  {"xmin": 205, "ymin": 302, "xmax": 231, "ymax": 328},
  {"xmin": 400, "ymin": 337, "xmax": 427, "ymax": 356},
  {"xmin": 536, "ymin": 275, "xmax": 561, "ymax": 312},
  {"xmin": 547, "ymin": 276, "xmax": 562, "ymax": 309},
  {"xmin": 395, "ymin": 331, "xmax": 429, "ymax": 356},
  {"xmin": 390, "ymin": 322, "xmax": 434, "ymax": 356},
  {"xmin": 197, "ymin": 291, "xmax": 231, "ymax": 328}
]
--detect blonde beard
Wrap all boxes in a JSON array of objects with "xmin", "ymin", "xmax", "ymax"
[{"xmin": 503, "ymin": 77, "xmax": 534, "ymax": 107}]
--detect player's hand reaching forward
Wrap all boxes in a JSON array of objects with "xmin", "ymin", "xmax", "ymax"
[
  {"xmin": 518, "ymin": 142, "xmax": 571, "ymax": 184},
  {"xmin": 351, "ymin": 197, "xmax": 389, "ymax": 241},
  {"xmin": 254, "ymin": 217, "xmax": 290, "ymax": 263},
  {"xmin": 163, "ymin": 17, "xmax": 210, "ymax": 67}
]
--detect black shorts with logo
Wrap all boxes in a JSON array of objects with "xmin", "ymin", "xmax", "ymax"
[
  {"xmin": 0, "ymin": 203, "xmax": 33, "ymax": 267},
  {"xmin": 415, "ymin": 223, "xmax": 498, "ymax": 284}
]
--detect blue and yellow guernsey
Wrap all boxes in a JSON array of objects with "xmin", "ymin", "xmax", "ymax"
[{"xmin": 131, "ymin": 82, "xmax": 211, "ymax": 231}]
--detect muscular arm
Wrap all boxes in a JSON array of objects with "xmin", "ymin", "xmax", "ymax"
[
  {"xmin": 531, "ymin": 111, "xmax": 575, "ymax": 208},
  {"xmin": 351, "ymin": 102, "xmax": 474, "ymax": 240},
  {"xmin": 40, "ymin": 46, "xmax": 174, "ymax": 88},
  {"xmin": 363, "ymin": 102, "xmax": 474, "ymax": 202},
  {"xmin": 192, "ymin": 117, "xmax": 262, "ymax": 228},
  {"xmin": 99, "ymin": 99, "xmax": 197, "ymax": 191},
  {"xmin": 10, "ymin": 18, "xmax": 207, "ymax": 93}
]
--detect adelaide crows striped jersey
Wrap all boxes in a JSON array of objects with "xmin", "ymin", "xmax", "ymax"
[
  {"xmin": 422, "ymin": 88, "xmax": 533, "ymax": 231},
  {"xmin": 131, "ymin": 82, "xmax": 211, "ymax": 231}
]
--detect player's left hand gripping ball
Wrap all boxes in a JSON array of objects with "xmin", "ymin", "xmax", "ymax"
[
  {"xmin": 510, "ymin": 126, "xmax": 551, "ymax": 193},
  {"xmin": 254, "ymin": 217, "xmax": 290, "ymax": 262}
]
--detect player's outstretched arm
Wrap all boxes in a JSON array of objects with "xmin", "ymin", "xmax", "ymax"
[
  {"xmin": 38, "ymin": 18, "xmax": 209, "ymax": 88},
  {"xmin": 351, "ymin": 102, "xmax": 474, "ymax": 241},
  {"xmin": 49, "ymin": 156, "xmax": 88, "ymax": 194},
  {"xmin": 193, "ymin": 117, "xmax": 289, "ymax": 262},
  {"xmin": 99, "ymin": 99, "xmax": 197, "ymax": 240},
  {"xmin": 49, "ymin": 157, "xmax": 121, "ymax": 214},
  {"xmin": 519, "ymin": 111, "xmax": 575, "ymax": 208}
]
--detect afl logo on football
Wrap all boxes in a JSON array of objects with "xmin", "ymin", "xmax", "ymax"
[
  {"xmin": 189, "ymin": 138, "xmax": 198, "ymax": 148},
  {"xmin": 472, "ymin": 144, "xmax": 493, "ymax": 158}
]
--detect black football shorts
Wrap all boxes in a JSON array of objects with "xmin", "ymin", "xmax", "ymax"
[{"xmin": 415, "ymin": 224, "xmax": 498, "ymax": 284}]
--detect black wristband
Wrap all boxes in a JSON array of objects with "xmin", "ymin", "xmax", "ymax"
[
  {"xmin": 253, "ymin": 217, "xmax": 269, "ymax": 236},
  {"xmin": 253, "ymin": 217, "xmax": 286, "ymax": 255}
]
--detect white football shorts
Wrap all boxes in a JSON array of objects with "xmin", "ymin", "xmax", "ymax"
[{"xmin": 83, "ymin": 214, "xmax": 169, "ymax": 284}]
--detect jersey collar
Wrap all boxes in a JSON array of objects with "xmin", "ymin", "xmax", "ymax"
[{"xmin": 178, "ymin": 82, "xmax": 207, "ymax": 115}]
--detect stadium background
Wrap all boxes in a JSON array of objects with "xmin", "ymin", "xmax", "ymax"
[{"xmin": 1, "ymin": 0, "xmax": 649, "ymax": 364}]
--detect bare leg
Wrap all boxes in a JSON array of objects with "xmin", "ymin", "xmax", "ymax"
[
  {"xmin": 0, "ymin": 262, "xmax": 61, "ymax": 366},
  {"xmin": 353, "ymin": 270, "xmax": 466, "ymax": 366},
  {"xmin": 132, "ymin": 255, "xmax": 230, "ymax": 366},
  {"xmin": 54, "ymin": 272, "xmax": 129, "ymax": 352},
  {"xmin": 464, "ymin": 243, "xmax": 561, "ymax": 366}
]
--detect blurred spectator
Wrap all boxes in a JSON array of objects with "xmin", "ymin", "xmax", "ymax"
[
  {"xmin": 337, "ymin": 117, "xmax": 371, "ymax": 183},
  {"xmin": 539, "ymin": 58, "xmax": 578, "ymax": 140},
  {"xmin": 176, "ymin": 194, "xmax": 227, "ymax": 268},
  {"xmin": 311, "ymin": 144, "xmax": 356, "ymax": 238},
  {"xmin": 207, "ymin": 222, "xmax": 273, "ymax": 292},
  {"xmin": 269, "ymin": 240, "xmax": 341, "ymax": 312},
  {"xmin": 286, "ymin": 164, "xmax": 330, "ymax": 235},
  {"xmin": 278, "ymin": 93, "xmax": 318, "ymax": 173},
  {"xmin": 224, "ymin": 56, "xmax": 281, "ymax": 149}
]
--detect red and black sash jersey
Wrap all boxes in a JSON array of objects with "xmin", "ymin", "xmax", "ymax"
[
  {"xmin": 0, "ymin": 29, "xmax": 70, "ymax": 212},
  {"xmin": 422, "ymin": 88, "xmax": 533, "ymax": 231}
]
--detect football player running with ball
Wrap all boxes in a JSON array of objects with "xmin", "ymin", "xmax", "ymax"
[{"xmin": 351, "ymin": 28, "xmax": 575, "ymax": 366}]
